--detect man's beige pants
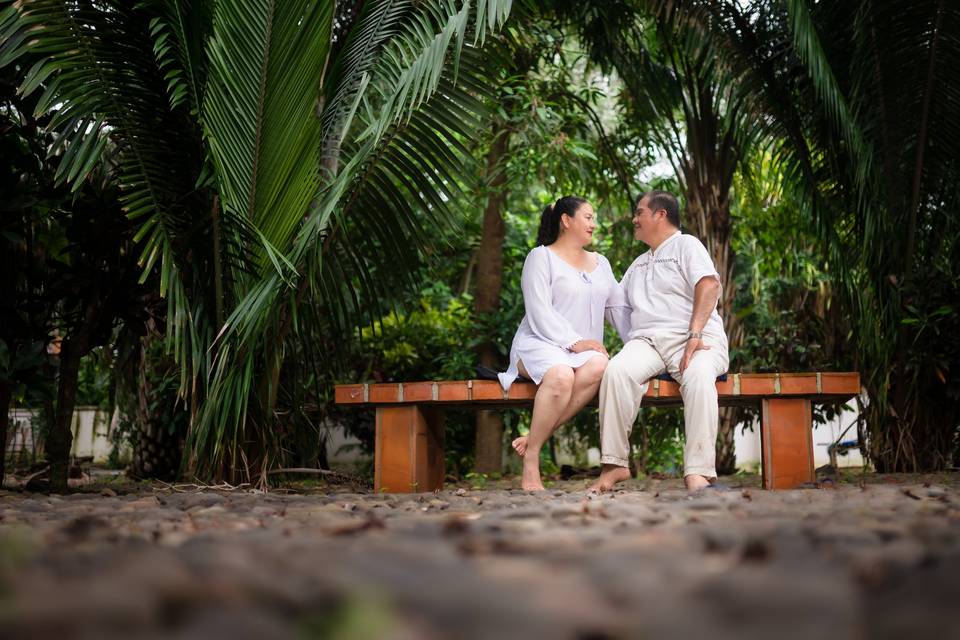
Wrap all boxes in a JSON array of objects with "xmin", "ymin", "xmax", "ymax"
[{"xmin": 599, "ymin": 332, "xmax": 729, "ymax": 478}]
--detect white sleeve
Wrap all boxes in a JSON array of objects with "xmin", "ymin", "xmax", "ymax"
[
  {"xmin": 602, "ymin": 258, "xmax": 632, "ymax": 343},
  {"xmin": 521, "ymin": 248, "xmax": 582, "ymax": 349},
  {"xmin": 682, "ymin": 236, "xmax": 721, "ymax": 291}
]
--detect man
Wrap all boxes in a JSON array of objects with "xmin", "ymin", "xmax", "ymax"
[{"xmin": 591, "ymin": 190, "xmax": 729, "ymax": 492}]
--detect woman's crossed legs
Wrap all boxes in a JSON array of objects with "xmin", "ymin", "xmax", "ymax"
[{"xmin": 513, "ymin": 354, "xmax": 608, "ymax": 491}]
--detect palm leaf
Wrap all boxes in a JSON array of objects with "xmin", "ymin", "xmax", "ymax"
[
  {"xmin": 202, "ymin": 0, "xmax": 334, "ymax": 265},
  {"xmin": 1, "ymin": 0, "xmax": 210, "ymax": 334},
  {"xmin": 149, "ymin": 0, "xmax": 212, "ymax": 114},
  {"xmin": 188, "ymin": 0, "xmax": 511, "ymax": 481}
]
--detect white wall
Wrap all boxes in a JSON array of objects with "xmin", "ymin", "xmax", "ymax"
[
  {"xmin": 734, "ymin": 402, "xmax": 864, "ymax": 470},
  {"xmin": 6, "ymin": 407, "xmax": 120, "ymax": 464}
]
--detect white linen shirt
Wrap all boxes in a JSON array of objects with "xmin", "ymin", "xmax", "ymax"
[{"xmin": 616, "ymin": 231, "xmax": 727, "ymax": 346}]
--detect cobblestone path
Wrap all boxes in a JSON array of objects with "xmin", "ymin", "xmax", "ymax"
[{"xmin": 2, "ymin": 476, "xmax": 958, "ymax": 639}]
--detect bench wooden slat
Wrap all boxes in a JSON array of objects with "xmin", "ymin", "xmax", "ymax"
[{"xmin": 334, "ymin": 372, "xmax": 860, "ymax": 406}]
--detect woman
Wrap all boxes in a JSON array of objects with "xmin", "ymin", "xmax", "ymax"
[{"xmin": 499, "ymin": 196, "xmax": 630, "ymax": 491}]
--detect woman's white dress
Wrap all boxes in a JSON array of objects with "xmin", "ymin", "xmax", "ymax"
[{"xmin": 498, "ymin": 245, "xmax": 631, "ymax": 390}]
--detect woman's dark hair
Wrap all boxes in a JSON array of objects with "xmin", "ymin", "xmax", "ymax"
[{"xmin": 536, "ymin": 195, "xmax": 588, "ymax": 246}]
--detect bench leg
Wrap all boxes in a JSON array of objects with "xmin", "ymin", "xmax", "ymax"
[
  {"xmin": 375, "ymin": 405, "xmax": 445, "ymax": 493},
  {"xmin": 760, "ymin": 398, "xmax": 814, "ymax": 490}
]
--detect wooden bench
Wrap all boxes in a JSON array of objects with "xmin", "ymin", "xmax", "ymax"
[{"xmin": 334, "ymin": 372, "xmax": 860, "ymax": 492}]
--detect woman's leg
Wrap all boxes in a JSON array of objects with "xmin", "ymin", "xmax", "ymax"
[
  {"xmin": 512, "ymin": 355, "xmax": 608, "ymax": 456},
  {"xmin": 522, "ymin": 365, "xmax": 575, "ymax": 490},
  {"xmin": 511, "ymin": 360, "xmax": 534, "ymax": 455},
  {"xmin": 554, "ymin": 354, "xmax": 608, "ymax": 424}
]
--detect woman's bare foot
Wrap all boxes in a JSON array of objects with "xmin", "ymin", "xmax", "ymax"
[
  {"xmin": 511, "ymin": 436, "xmax": 528, "ymax": 457},
  {"xmin": 588, "ymin": 464, "xmax": 631, "ymax": 493},
  {"xmin": 684, "ymin": 474, "xmax": 711, "ymax": 491},
  {"xmin": 521, "ymin": 456, "xmax": 546, "ymax": 491}
]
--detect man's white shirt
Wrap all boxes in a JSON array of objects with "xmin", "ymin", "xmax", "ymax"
[{"xmin": 615, "ymin": 230, "xmax": 727, "ymax": 347}]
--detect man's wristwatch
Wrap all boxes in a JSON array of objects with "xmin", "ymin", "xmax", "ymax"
[{"xmin": 686, "ymin": 330, "xmax": 703, "ymax": 341}]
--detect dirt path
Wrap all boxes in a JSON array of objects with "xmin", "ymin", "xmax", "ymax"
[{"xmin": 1, "ymin": 475, "xmax": 958, "ymax": 639}]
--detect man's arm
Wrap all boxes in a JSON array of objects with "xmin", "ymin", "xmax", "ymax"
[{"xmin": 679, "ymin": 276, "xmax": 721, "ymax": 375}]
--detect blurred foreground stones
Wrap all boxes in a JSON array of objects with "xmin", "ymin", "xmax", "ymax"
[{"xmin": 1, "ymin": 476, "xmax": 959, "ymax": 639}]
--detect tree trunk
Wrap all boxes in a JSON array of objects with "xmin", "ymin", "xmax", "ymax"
[
  {"xmin": 716, "ymin": 276, "xmax": 742, "ymax": 475},
  {"xmin": 47, "ymin": 338, "xmax": 84, "ymax": 491},
  {"xmin": 0, "ymin": 381, "xmax": 11, "ymax": 487},
  {"xmin": 127, "ymin": 334, "xmax": 186, "ymax": 482},
  {"xmin": 48, "ymin": 294, "xmax": 100, "ymax": 492},
  {"xmin": 473, "ymin": 124, "xmax": 510, "ymax": 474},
  {"xmin": 683, "ymin": 181, "xmax": 739, "ymax": 475}
]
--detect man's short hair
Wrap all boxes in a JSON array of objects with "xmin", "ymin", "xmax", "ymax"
[{"xmin": 637, "ymin": 190, "xmax": 681, "ymax": 229}]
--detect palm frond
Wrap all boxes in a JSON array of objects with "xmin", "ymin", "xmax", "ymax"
[
  {"xmin": 1, "ymin": 1, "xmax": 208, "ymax": 279},
  {"xmin": 321, "ymin": 0, "xmax": 409, "ymax": 168},
  {"xmin": 187, "ymin": 0, "xmax": 510, "ymax": 481},
  {"xmin": 148, "ymin": 0, "xmax": 213, "ymax": 114},
  {"xmin": 202, "ymin": 0, "xmax": 334, "ymax": 264}
]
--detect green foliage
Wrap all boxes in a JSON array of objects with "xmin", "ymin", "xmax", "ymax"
[
  {"xmin": 689, "ymin": 0, "xmax": 960, "ymax": 470},
  {"xmin": 5, "ymin": 0, "xmax": 957, "ymax": 482},
  {"xmin": 75, "ymin": 349, "xmax": 113, "ymax": 409},
  {"xmin": 1, "ymin": 0, "xmax": 513, "ymax": 483},
  {"xmin": 359, "ymin": 283, "xmax": 476, "ymax": 382},
  {"xmin": 634, "ymin": 408, "xmax": 685, "ymax": 477},
  {"xmin": 730, "ymin": 155, "xmax": 842, "ymax": 374},
  {"xmin": 464, "ymin": 471, "xmax": 488, "ymax": 489}
]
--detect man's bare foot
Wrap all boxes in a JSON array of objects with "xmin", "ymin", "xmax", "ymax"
[
  {"xmin": 684, "ymin": 474, "xmax": 711, "ymax": 491},
  {"xmin": 511, "ymin": 436, "xmax": 528, "ymax": 457},
  {"xmin": 588, "ymin": 464, "xmax": 631, "ymax": 493},
  {"xmin": 521, "ymin": 456, "xmax": 546, "ymax": 491}
]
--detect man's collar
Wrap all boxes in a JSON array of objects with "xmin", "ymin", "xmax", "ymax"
[{"xmin": 651, "ymin": 230, "xmax": 682, "ymax": 253}]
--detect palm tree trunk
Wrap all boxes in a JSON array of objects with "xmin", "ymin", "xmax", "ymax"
[
  {"xmin": 473, "ymin": 124, "xmax": 510, "ymax": 474},
  {"xmin": 683, "ymin": 181, "xmax": 739, "ymax": 474}
]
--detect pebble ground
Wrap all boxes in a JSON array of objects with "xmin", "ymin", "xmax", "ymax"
[{"xmin": 1, "ymin": 473, "xmax": 959, "ymax": 639}]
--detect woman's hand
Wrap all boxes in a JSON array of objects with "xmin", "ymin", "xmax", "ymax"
[{"xmin": 570, "ymin": 339, "xmax": 608, "ymax": 357}]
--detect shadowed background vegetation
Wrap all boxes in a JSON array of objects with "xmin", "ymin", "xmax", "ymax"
[{"xmin": 2, "ymin": 0, "xmax": 957, "ymax": 490}]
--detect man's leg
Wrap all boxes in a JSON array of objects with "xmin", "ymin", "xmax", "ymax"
[
  {"xmin": 590, "ymin": 339, "xmax": 664, "ymax": 492},
  {"xmin": 663, "ymin": 335, "xmax": 729, "ymax": 490}
]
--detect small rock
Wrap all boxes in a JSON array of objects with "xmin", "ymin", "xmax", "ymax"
[
  {"xmin": 442, "ymin": 514, "xmax": 471, "ymax": 535},
  {"xmin": 127, "ymin": 496, "xmax": 161, "ymax": 509},
  {"xmin": 741, "ymin": 538, "xmax": 771, "ymax": 563}
]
